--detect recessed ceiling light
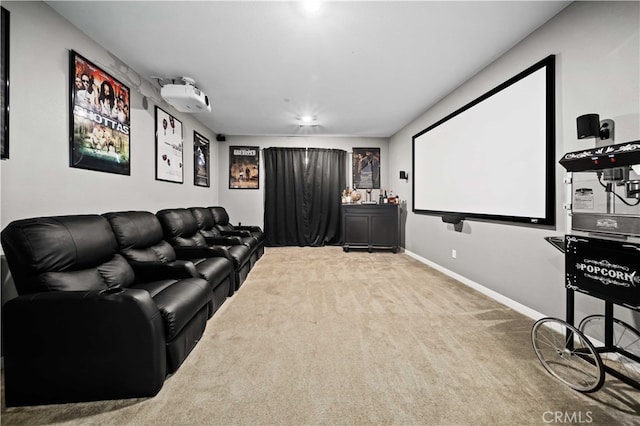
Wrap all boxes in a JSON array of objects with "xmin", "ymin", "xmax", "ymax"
[{"xmin": 299, "ymin": 115, "xmax": 319, "ymax": 127}]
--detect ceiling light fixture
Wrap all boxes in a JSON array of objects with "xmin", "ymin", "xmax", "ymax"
[{"xmin": 299, "ymin": 115, "xmax": 318, "ymax": 127}]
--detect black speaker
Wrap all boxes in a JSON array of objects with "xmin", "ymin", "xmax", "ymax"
[
  {"xmin": 576, "ymin": 114, "xmax": 600, "ymax": 139},
  {"xmin": 216, "ymin": 134, "xmax": 226, "ymax": 142},
  {"xmin": 442, "ymin": 214, "xmax": 464, "ymax": 225},
  {"xmin": 399, "ymin": 171, "xmax": 408, "ymax": 180}
]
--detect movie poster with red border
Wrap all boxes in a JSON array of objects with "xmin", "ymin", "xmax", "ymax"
[
  {"xmin": 69, "ymin": 50, "xmax": 130, "ymax": 175},
  {"xmin": 229, "ymin": 146, "xmax": 259, "ymax": 189}
]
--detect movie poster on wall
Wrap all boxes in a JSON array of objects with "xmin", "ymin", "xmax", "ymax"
[
  {"xmin": 229, "ymin": 146, "xmax": 259, "ymax": 189},
  {"xmin": 69, "ymin": 50, "xmax": 130, "ymax": 174},
  {"xmin": 155, "ymin": 106, "xmax": 183, "ymax": 183},
  {"xmin": 194, "ymin": 131, "xmax": 210, "ymax": 187},
  {"xmin": 352, "ymin": 147, "xmax": 380, "ymax": 189}
]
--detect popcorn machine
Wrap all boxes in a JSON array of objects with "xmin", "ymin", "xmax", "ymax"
[{"xmin": 560, "ymin": 140, "xmax": 640, "ymax": 239}]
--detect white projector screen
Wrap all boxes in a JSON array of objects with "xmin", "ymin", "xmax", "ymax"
[{"xmin": 412, "ymin": 55, "xmax": 555, "ymax": 226}]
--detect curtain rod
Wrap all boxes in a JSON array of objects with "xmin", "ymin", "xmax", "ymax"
[{"xmin": 258, "ymin": 147, "xmax": 351, "ymax": 152}]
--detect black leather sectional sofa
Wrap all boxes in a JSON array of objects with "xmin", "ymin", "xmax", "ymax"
[{"xmin": 0, "ymin": 206, "xmax": 264, "ymax": 407}]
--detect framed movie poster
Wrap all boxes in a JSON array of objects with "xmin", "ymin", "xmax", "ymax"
[
  {"xmin": 69, "ymin": 50, "xmax": 130, "ymax": 174},
  {"xmin": 194, "ymin": 131, "xmax": 210, "ymax": 187},
  {"xmin": 229, "ymin": 146, "xmax": 259, "ymax": 189},
  {"xmin": 155, "ymin": 106, "xmax": 183, "ymax": 183},
  {"xmin": 1, "ymin": 7, "xmax": 9, "ymax": 159},
  {"xmin": 353, "ymin": 147, "xmax": 380, "ymax": 189}
]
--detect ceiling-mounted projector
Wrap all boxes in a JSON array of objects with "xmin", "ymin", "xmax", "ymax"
[{"xmin": 160, "ymin": 77, "xmax": 211, "ymax": 113}]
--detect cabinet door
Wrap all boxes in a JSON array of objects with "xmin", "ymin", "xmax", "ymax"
[
  {"xmin": 370, "ymin": 214, "xmax": 396, "ymax": 245},
  {"xmin": 344, "ymin": 214, "xmax": 370, "ymax": 244}
]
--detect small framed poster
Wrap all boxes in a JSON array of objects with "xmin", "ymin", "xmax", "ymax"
[
  {"xmin": 194, "ymin": 131, "xmax": 210, "ymax": 187},
  {"xmin": 69, "ymin": 50, "xmax": 131, "ymax": 174},
  {"xmin": 229, "ymin": 146, "xmax": 259, "ymax": 189},
  {"xmin": 353, "ymin": 147, "xmax": 380, "ymax": 189},
  {"xmin": 155, "ymin": 106, "xmax": 183, "ymax": 183}
]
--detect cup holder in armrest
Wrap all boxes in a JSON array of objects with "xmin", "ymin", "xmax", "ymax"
[{"xmin": 100, "ymin": 287, "xmax": 124, "ymax": 295}]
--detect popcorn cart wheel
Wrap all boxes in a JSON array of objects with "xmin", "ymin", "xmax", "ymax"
[
  {"xmin": 531, "ymin": 317, "xmax": 605, "ymax": 392},
  {"xmin": 579, "ymin": 315, "xmax": 640, "ymax": 386}
]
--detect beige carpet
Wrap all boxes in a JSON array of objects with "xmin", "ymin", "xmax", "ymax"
[{"xmin": 2, "ymin": 247, "xmax": 639, "ymax": 425}]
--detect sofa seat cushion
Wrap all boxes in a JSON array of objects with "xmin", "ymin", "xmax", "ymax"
[
  {"xmin": 131, "ymin": 278, "xmax": 210, "ymax": 341},
  {"xmin": 226, "ymin": 244, "xmax": 252, "ymax": 269},
  {"xmin": 191, "ymin": 257, "xmax": 234, "ymax": 288}
]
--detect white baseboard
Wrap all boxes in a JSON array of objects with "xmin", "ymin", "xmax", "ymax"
[{"xmin": 404, "ymin": 249, "xmax": 546, "ymax": 321}]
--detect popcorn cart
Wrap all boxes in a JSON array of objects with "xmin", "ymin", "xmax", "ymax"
[{"xmin": 532, "ymin": 140, "xmax": 640, "ymax": 392}]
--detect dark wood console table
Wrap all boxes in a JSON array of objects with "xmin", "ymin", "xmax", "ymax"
[{"xmin": 341, "ymin": 204, "xmax": 399, "ymax": 253}]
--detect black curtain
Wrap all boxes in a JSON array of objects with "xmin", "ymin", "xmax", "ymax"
[{"xmin": 264, "ymin": 147, "xmax": 346, "ymax": 247}]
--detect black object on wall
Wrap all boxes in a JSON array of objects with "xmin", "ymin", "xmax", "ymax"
[
  {"xmin": 441, "ymin": 214, "xmax": 464, "ymax": 225},
  {"xmin": 1, "ymin": 7, "xmax": 10, "ymax": 159},
  {"xmin": 576, "ymin": 114, "xmax": 601, "ymax": 139},
  {"xmin": 576, "ymin": 113, "xmax": 615, "ymax": 142},
  {"xmin": 264, "ymin": 147, "xmax": 346, "ymax": 246}
]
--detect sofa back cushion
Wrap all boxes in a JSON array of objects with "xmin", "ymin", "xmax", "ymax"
[
  {"xmin": 188, "ymin": 207, "xmax": 222, "ymax": 239},
  {"xmin": 208, "ymin": 206, "xmax": 234, "ymax": 232},
  {"xmin": 1, "ymin": 215, "xmax": 134, "ymax": 295},
  {"xmin": 156, "ymin": 209, "xmax": 208, "ymax": 247},
  {"xmin": 103, "ymin": 211, "xmax": 177, "ymax": 262}
]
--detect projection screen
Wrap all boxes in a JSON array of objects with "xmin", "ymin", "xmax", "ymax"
[{"xmin": 412, "ymin": 55, "xmax": 555, "ymax": 226}]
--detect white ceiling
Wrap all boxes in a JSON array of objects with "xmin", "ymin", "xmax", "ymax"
[{"xmin": 47, "ymin": 1, "xmax": 570, "ymax": 138}]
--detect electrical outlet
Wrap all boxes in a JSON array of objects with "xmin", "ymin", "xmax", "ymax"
[{"xmin": 452, "ymin": 249, "xmax": 457, "ymax": 259}]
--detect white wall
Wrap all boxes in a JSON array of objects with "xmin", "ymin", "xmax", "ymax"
[
  {"xmin": 0, "ymin": 1, "xmax": 220, "ymax": 228},
  {"xmin": 388, "ymin": 1, "xmax": 640, "ymax": 323},
  {"xmin": 218, "ymin": 135, "xmax": 389, "ymax": 228}
]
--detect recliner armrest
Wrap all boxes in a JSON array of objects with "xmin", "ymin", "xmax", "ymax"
[
  {"xmin": 2, "ymin": 289, "xmax": 166, "ymax": 406},
  {"xmin": 220, "ymin": 229, "xmax": 252, "ymax": 238},
  {"xmin": 235, "ymin": 225, "xmax": 263, "ymax": 233},
  {"xmin": 173, "ymin": 245, "xmax": 230, "ymax": 261},
  {"xmin": 204, "ymin": 235, "xmax": 243, "ymax": 246},
  {"xmin": 129, "ymin": 260, "xmax": 200, "ymax": 281}
]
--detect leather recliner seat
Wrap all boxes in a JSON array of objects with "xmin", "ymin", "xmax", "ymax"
[
  {"xmin": 104, "ymin": 210, "xmax": 234, "ymax": 314},
  {"xmin": 208, "ymin": 206, "xmax": 265, "ymax": 260},
  {"xmin": 189, "ymin": 206, "xmax": 259, "ymax": 269},
  {"xmin": 157, "ymin": 208, "xmax": 254, "ymax": 291},
  {"xmin": 0, "ymin": 215, "xmax": 212, "ymax": 406}
]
